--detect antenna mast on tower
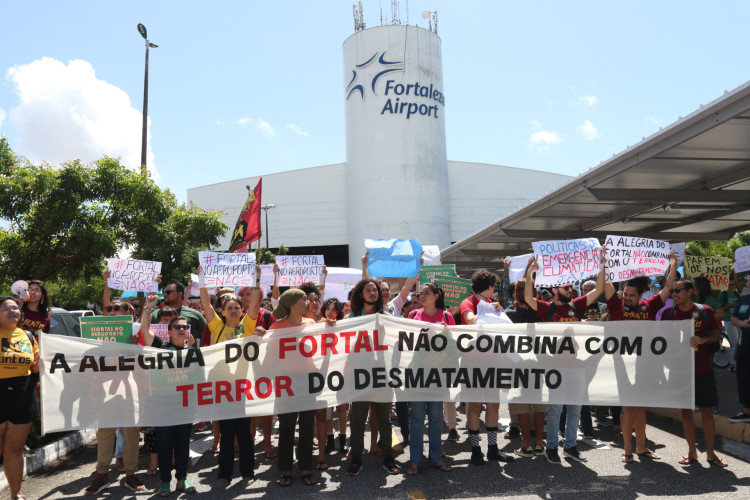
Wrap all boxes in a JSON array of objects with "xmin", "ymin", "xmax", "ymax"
[
  {"xmin": 353, "ymin": 2, "xmax": 365, "ymax": 32},
  {"xmin": 421, "ymin": 10, "xmax": 438, "ymax": 34},
  {"xmin": 391, "ymin": 0, "xmax": 401, "ymax": 25}
]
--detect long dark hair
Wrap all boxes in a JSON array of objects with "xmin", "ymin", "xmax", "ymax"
[
  {"xmin": 321, "ymin": 297, "xmax": 344, "ymax": 320},
  {"xmin": 217, "ymin": 295, "xmax": 243, "ymax": 324},
  {"xmin": 422, "ymin": 283, "xmax": 446, "ymax": 310},
  {"xmin": 26, "ymin": 279, "xmax": 50, "ymax": 316},
  {"xmin": 693, "ymin": 276, "xmax": 712, "ymax": 304},
  {"xmin": 350, "ymin": 278, "xmax": 384, "ymax": 315}
]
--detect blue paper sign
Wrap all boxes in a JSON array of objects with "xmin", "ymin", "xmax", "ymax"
[{"xmin": 365, "ymin": 238, "xmax": 423, "ymax": 278}]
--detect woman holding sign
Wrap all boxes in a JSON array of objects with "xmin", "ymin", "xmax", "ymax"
[
  {"xmin": 199, "ymin": 282, "xmax": 261, "ymax": 487},
  {"xmin": 0, "ymin": 295, "xmax": 39, "ymax": 500}
]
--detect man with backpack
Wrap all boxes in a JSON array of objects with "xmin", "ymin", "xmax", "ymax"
[{"xmin": 662, "ymin": 279, "xmax": 727, "ymax": 467}]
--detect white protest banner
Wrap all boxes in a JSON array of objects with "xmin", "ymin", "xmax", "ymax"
[
  {"xmin": 41, "ymin": 315, "xmax": 693, "ymax": 432},
  {"xmin": 671, "ymin": 242, "xmax": 686, "ymax": 267},
  {"xmin": 507, "ymin": 253, "xmax": 534, "ymax": 283},
  {"xmin": 259, "ymin": 265, "xmax": 275, "ymax": 292},
  {"xmin": 325, "ymin": 267, "xmax": 362, "ymax": 302},
  {"xmin": 422, "ymin": 245, "xmax": 442, "ymax": 266},
  {"xmin": 107, "ymin": 258, "xmax": 161, "ymax": 293},
  {"xmin": 531, "ymin": 238, "xmax": 602, "ymax": 287},
  {"xmin": 603, "ymin": 235, "xmax": 670, "ymax": 282},
  {"xmin": 684, "ymin": 255, "xmax": 732, "ymax": 291},
  {"xmin": 735, "ymin": 245, "xmax": 750, "ymax": 274},
  {"xmin": 150, "ymin": 323, "xmax": 191, "ymax": 344},
  {"xmin": 275, "ymin": 255, "xmax": 325, "ymax": 287},
  {"xmin": 198, "ymin": 251, "xmax": 256, "ymax": 287}
]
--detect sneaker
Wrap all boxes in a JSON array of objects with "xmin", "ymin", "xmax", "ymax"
[
  {"xmin": 487, "ymin": 445, "xmax": 515, "ymax": 462},
  {"xmin": 470, "ymin": 449, "xmax": 486, "ymax": 466},
  {"xmin": 546, "ymin": 448, "xmax": 561, "ymax": 464},
  {"xmin": 563, "ymin": 446, "xmax": 587, "ymax": 462},
  {"xmin": 583, "ymin": 432, "xmax": 594, "ymax": 439},
  {"xmin": 124, "ymin": 475, "xmax": 145, "ymax": 492},
  {"xmin": 728, "ymin": 412, "xmax": 750, "ymax": 423},
  {"xmin": 515, "ymin": 446, "xmax": 534, "ymax": 458},
  {"xmin": 534, "ymin": 445, "xmax": 545, "ymax": 456},
  {"xmin": 382, "ymin": 459, "xmax": 400, "ymax": 474},
  {"xmin": 447, "ymin": 429, "xmax": 459, "ymax": 442},
  {"xmin": 504, "ymin": 426, "xmax": 521, "ymax": 439},
  {"xmin": 84, "ymin": 474, "xmax": 110, "ymax": 495},
  {"xmin": 347, "ymin": 460, "xmax": 363, "ymax": 476},
  {"xmin": 194, "ymin": 421, "xmax": 208, "ymax": 432}
]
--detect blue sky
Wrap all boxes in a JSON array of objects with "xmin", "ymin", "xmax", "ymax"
[{"xmin": 2, "ymin": 1, "xmax": 750, "ymax": 202}]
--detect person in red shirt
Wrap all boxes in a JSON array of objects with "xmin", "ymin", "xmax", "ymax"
[
  {"xmin": 662, "ymin": 279, "xmax": 727, "ymax": 467},
  {"xmin": 604, "ymin": 251, "xmax": 676, "ymax": 463}
]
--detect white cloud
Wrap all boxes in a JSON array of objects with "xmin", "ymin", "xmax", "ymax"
[
  {"xmin": 577, "ymin": 120, "xmax": 601, "ymax": 140},
  {"xmin": 529, "ymin": 130, "xmax": 562, "ymax": 148},
  {"xmin": 256, "ymin": 119, "xmax": 275, "ymax": 137},
  {"xmin": 5, "ymin": 57, "xmax": 155, "ymax": 175},
  {"xmin": 0, "ymin": 107, "xmax": 6, "ymax": 128},
  {"xmin": 286, "ymin": 123, "xmax": 309, "ymax": 137},
  {"xmin": 225, "ymin": 116, "xmax": 275, "ymax": 137},
  {"xmin": 578, "ymin": 95, "xmax": 598, "ymax": 107}
]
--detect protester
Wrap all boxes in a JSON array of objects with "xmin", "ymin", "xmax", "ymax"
[
  {"xmin": 728, "ymin": 289, "xmax": 750, "ymax": 422},
  {"xmin": 661, "ymin": 279, "xmax": 727, "ymax": 467},
  {"xmin": 0, "ymin": 295, "xmax": 39, "ymax": 500},
  {"xmin": 718, "ymin": 276, "xmax": 741, "ymax": 371},
  {"xmin": 320, "ymin": 297, "xmax": 349, "ymax": 454},
  {"xmin": 270, "ymin": 289, "xmax": 320, "ymax": 486},
  {"xmin": 200, "ymin": 282, "xmax": 261, "ymax": 486},
  {"xmin": 524, "ymin": 248, "xmax": 606, "ymax": 465},
  {"xmin": 405, "ymin": 283, "xmax": 454, "ymax": 474},
  {"xmin": 19, "ymin": 280, "xmax": 50, "ymax": 337},
  {"xmin": 346, "ymin": 278, "xmax": 400, "ymax": 476},
  {"xmin": 152, "ymin": 280, "xmax": 206, "ymax": 340}
]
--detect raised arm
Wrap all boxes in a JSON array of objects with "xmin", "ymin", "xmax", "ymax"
[
  {"xmin": 139, "ymin": 293, "xmax": 158, "ymax": 346},
  {"xmin": 200, "ymin": 285, "xmax": 217, "ymax": 324},
  {"xmin": 658, "ymin": 251, "xmax": 679, "ymax": 303},
  {"xmin": 524, "ymin": 256, "xmax": 539, "ymax": 311},
  {"xmin": 272, "ymin": 263, "xmax": 281, "ymax": 301},
  {"xmin": 361, "ymin": 251, "xmax": 370, "ymax": 280},
  {"xmin": 319, "ymin": 265, "xmax": 327, "ymax": 294},
  {"xmin": 585, "ymin": 246, "xmax": 607, "ymax": 307}
]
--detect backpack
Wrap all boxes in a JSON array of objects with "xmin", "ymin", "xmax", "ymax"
[{"xmin": 666, "ymin": 303, "xmax": 720, "ymax": 354}]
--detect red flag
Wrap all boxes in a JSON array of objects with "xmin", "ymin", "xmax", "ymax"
[{"xmin": 228, "ymin": 178, "xmax": 262, "ymax": 252}]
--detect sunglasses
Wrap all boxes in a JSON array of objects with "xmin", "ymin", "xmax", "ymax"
[
  {"xmin": 163, "ymin": 290, "xmax": 176, "ymax": 295},
  {"xmin": 106, "ymin": 305, "xmax": 129, "ymax": 312},
  {"xmin": 558, "ymin": 285, "xmax": 573, "ymax": 291},
  {"xmin": 171, "ymin": 324, "xmax": 189, "ymax": 331},
  {"xmin": 671, "ymin": 287, "xmax": 685, "ymax": 294}
]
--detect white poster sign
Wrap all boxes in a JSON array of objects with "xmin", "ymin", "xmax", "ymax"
[
  {"xmin": 325, "ymin": 267, "xmax": 362, "ymax": 302},
  {"xmin": 422, "ymin": 245, "xmax": 442, "ymax": 266},
  {"xmin": 507, "ymin": 253, "xmax": 534, "ymax": 283},
  {"xmin": 107, "ymin": 258, "xmax": 161, "ymax": 293},
  {"xmin": 275, "ymin": 255, "xmax": 325, "ymax": 287},
  {"xmin": 603, "ymin": 235, "xmax": 670, "ymax": 282},
  {"xmin": 198, "ymin": 251, "xmax": 256, "ymax": 287},
  {"xmin": 734, "ymin": 245, "xmax": 750, "ymax": 274},
  {"xmin": 531, "ymin": 238, "xmax": 602, "ymax": 287}
]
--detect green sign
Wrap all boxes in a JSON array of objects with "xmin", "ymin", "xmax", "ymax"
[
  {"xmin": 434, "ymin": 275, "xmax": 473, "ymax": 307},
  {"xmin": 419, "ymin": 265, "xmax": 456, "ymax": 286},
  {"xmin": 80, "ymin": 316, "xmax": 133, "ymax": 344}
]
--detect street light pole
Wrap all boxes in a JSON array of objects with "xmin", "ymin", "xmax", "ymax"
[
  {"xmin": 137, "ymin": 23, "xmax": 158, "ymax": 173},
  {"xmin": 261, "ymin": 204, "xmax": 276, "ymax": 249}
]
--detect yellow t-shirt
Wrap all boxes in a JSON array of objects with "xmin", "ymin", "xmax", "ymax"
[
  {"xmin": 0, "ymin": 327, "xmax": 38, "ymax": 378},
  {"xmin": 208, "ymin": 313, "xmax": 258, "ymax": 345}
]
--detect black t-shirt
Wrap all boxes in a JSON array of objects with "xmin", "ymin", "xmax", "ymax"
[{"xmin": 505, "ymin": 308, "xmax": 540, "ymax": 324}]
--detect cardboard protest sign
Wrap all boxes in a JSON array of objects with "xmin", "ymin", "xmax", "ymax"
[
  {"xmin": 419, "ymin": 265, "xmax": 455, "ymax": 286},
  {"xmin": 275, "ymin": 255, "xmax": 325, "ymax": 287},
  {"xmin": 365, "ymin": 238, "xmax": 423, "ymax": 278},
  {"xmin": 325, "ymin": 267, "xmax": 362, "ymax": 302},
  {"xmin": 422, "ymin": 245, "xmax": 442, "ymax": 266},
  {"xmin": 671, "ymin": 242, "xmax": 686, "ymax": 267},
  {"xmin": 434, "ymin": 275, "xmax": 472, "ymax": 307},
  {"xmin": 507, "ymin": 253, "xmax": 534, "ymax": 283},
  {"xmin": 603, "ymin": 235, "xmax": 670, "ymax": 282},
  {"xmin": 40, "ymin": 315, "xmax": 694, "ymax": 432},
  {"xmin": 80, "ymin": 316, "xmax": 133, "ymax": 344},
  {"xmin": 259, "ymin": 264, "xmax": 275, "ymax": 292},
  {"xmin": 199, "ymin": 251, "xmax": 256, "ymax": 287},
  {"xmin": 531, "ymin": 238, "xmax": 602, "ymax": 287},
  {"xmin": 684, "ymin": 255, "xmax": 732, "ymax": 291},
  {"xmin": 734, "ymin": 245, "xmax": 750, "ymax": 274},
  {"xmin": 107, "ymin": 258, "xmax": 161, "ymax": 293}
]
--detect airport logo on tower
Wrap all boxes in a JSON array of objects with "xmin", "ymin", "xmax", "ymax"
[{"xmin": 346, "ymin": 51, "xmax": 445, "ymax": 120}]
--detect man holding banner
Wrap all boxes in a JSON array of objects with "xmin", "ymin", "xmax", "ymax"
[{"xmin": 524, "ymin": 247, "xmax": 607, "ymax": 465}]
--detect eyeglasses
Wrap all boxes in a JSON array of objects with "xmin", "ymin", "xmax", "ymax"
[
  {"xmin": 171, "ymin": 324, "xmax": 189, "ymax": 331},
  {"xmin": 671, "ymin": 288, "xmax": 685, "ymax": 294},
  {"xmin": 106, "ymin": 305, "xmax": 128, "ymax": 312},
  {"xmin": 1, "ymin": 306, "xmax": 20, "ymax": 312},
  {"xmin": 28, "ymin": 288, "xmax": 42, "ymax": 294},
  {"xmin": 163, "ymin": 290, "xmax": 176, "ymax": 295},
  {"xmin": 132, "ymin": 305, "xmax": 142, "ymax": 310}
]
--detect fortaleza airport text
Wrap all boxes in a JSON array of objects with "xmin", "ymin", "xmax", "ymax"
[{"xmin": 380, "ymin": 80, "xmax": 445, "ymax": 119}]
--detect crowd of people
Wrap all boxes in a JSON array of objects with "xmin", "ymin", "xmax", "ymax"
[{"xmin": 2, "ymin": 256, "xmax": 750, "ymax": 500}]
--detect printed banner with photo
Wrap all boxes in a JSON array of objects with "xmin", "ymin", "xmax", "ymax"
[{"xmin": 41, "ymin": 315, "xmax": 693, "ymax": 432}]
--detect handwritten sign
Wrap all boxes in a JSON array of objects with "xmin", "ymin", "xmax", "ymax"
[
  {"xmin": 434, "ymin": 275, "xmax": 473, "ymax": 307},
  {"xmin": 735, "ymin": 245, "xmax": 750, "ymax": 274},
  {"xmin": 275, "ymin": 255, "xmax": 325, "ymax": 287},
  {"xmin": 422, "ymin": 245, "xmax": 442, "ymax": 266},
  {"xmin": 531, "ymin": 238, "xmax": 602, "ymax": 287},
  {"xmin": 259, "ymin": 264, "xmax": 275, "ymax": 291},
  {"xmin": 107, "ymin": 258, "xmax": 161, "ymax": 293},
  {"xmin": 684, "ymin": 255, "xmax": 732, "ymax": 291},
  {"xmin": 507, "ymin": 253, "xmax": 534, "ymax": 283},
  {"xmin": 326, "ymin": 267, "xmax": 363, "ymax": 302},
  {"xmin": 150, "ymin": 323, "xmax": 191, "ymax": 344},
  {"xmin": 419, "ymin": 265, "xmax": 455, "ymax": 286},
  {"xmin": 365, "ymin": 238, "xmax": 423, "ymax": 278},
  {"xmin": 80, "ymin": 316, "xmax": 133, "ymax": 344},
  {"xmin": 603, "ymin": 235, "xmax": 670, "ymax": 282},
  {"xmin": 671, "ymin": 242, "xmax": 686, "ymax": 267},
  {"xmin": 199, "ymin": 251, "xmax": 256, "ymax": 287}
]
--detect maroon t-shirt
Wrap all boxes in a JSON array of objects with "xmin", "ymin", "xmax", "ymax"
[
  {"xmin": 607, "ymin": 293, "xmax": 664, "ymax": 321},
  {"xmin": 534, "ymin": 296, "xmax": 588, "ymax": 322},
  {"xmin": 20, "ymin": 306, "xmax": 50, "ymax": 334},
  {"xmin": 664, "ymin": 304, "xmax": 721, "ymax": 374}
]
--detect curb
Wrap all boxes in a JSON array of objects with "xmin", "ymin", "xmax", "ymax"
[
  {"xmin": 0, "ymin": 428, "xmax": 96, "ymax": 493},
  {"xmin": 648, "ymin": 408, "xmax": 750, "ymax": 443}
]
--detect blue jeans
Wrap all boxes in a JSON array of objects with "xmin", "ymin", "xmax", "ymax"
[
  {"xmin": 409, "ymin": 401, "xmax": 443, "ymax": 464},
  {"xmin": 546, "ymin": 404, "xmax": 581, "ymax": 449},
  {"xmin": 115, "ymin": 427, "xmax": 125, "ymax": 459}
]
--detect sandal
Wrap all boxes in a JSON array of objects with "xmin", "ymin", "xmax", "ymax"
[
  {"xmin": 209, "ymin": 445, "xmax": 220, "ymax": 454},
  {"xmin": 432, "ymin": 461, "xmax": 452, "ymax": 472},
  {"xmin": 707, "ymin": 456, "xmax": 728, "ymax": 468},
  {"xmin": 407, "ymin": 463, "xmax": 420, "ymax": 475},
  {"xmin": 314, "ymin": 461, "xmax": 329, "ymax": 470},
  {"xmin": 277, "ymin": 474, "xmax": 293, "ymax": 487},
  {"xmin": 301, "ymin": 473, "xmax": 317, "ymax": 486},
  {"xmin": 678, "ymin": 455, "xmax": 698, "ymax": 465},
  {"xmin": 159, "ymin": 482, "xmax": 171, "ymax": 497},
  {"xmin": 176, "ymin": 479, "xmax": 196, "ymax": 493},
  {"xmin": 622, "ymin": 454, "xmax": 635, "ymax": 463},
  {"xmin": 146, "ymin": 467, "xmax": 158, "ymax": 476},
  {"xmin": 636, "ymin": 450, "xmax": 661, "ymax": 460}
]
